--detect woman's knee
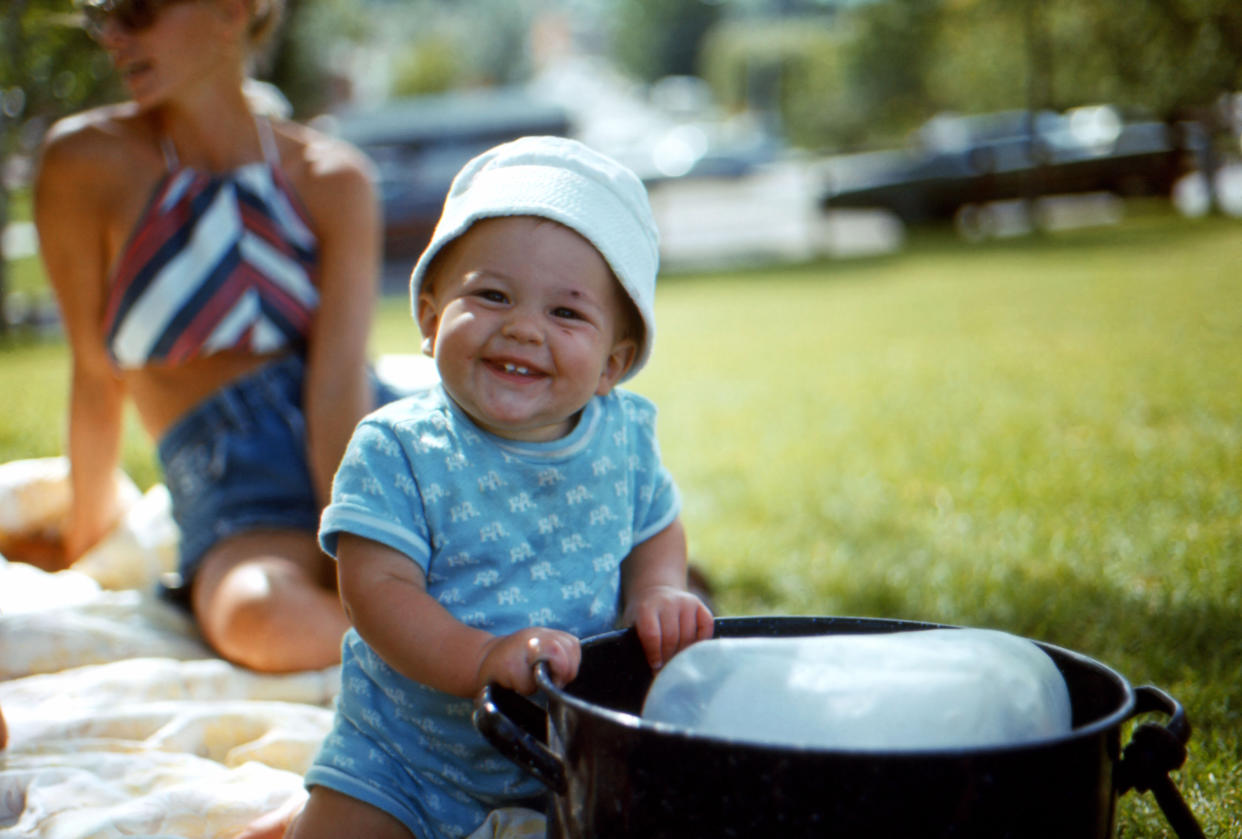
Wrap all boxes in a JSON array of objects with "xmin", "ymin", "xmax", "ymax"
[
  {"xmin": 194, "ymin": 560, "xmax": 295, "ymax": 666},
  {"xmin": 192, "ymin": 537, "xmax": 343, "ymax": 671}
]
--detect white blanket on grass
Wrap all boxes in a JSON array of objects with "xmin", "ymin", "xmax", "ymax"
[{"xmin": 0, "ymin": 457, "xmax": 544, "ymax": 839}]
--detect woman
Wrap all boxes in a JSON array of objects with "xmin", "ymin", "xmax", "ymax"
[{"xmin": 34, "ymin": 0, "xmax": 386, "ymax": 673}]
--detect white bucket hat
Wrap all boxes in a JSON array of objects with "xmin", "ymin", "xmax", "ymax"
[{"xmin": 409, "ymin": 135, "xmax": 660, "ymax": 380}]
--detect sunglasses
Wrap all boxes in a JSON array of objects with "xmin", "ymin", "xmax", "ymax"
[{"xmin": 80, "ymin": 0, "xmax": 191, "ymax": 38}]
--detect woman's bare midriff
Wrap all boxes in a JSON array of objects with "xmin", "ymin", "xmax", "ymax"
[{"xmin": 123, "ymin": 351, "xmax": 295, "ymax": 440}]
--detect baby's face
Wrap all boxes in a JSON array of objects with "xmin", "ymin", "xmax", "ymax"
[{"xmin": 417, "ymin": 216, "xmax": 637, "ymax": 442}]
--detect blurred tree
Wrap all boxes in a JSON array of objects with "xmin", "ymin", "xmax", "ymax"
[
  {"xmin": 922, "ymin": 1, "xmax": 1033, "ymax": 115},
  {"xmin": 1047, "ymin": 0, "xmax": 1242, "ymax": 117},
  {"xmin": 382, "ymin": 0, "xmax": 537, "ymax": 98},
  {"xmin": 1, "ymin": 0, "xmax": 118, "ymax": 334},
  {"xmin": 265, "ymin": 0, "xmax": 372, "ymax": 116},
  {"xmin": 701, "ymin": 20, "xmax": 856, "ymax": 149},
  {"xmin": 923, "ymin": 0, "xmax": 1242, "ymax": 120},
  {"xmin": 391, "ymin": 36, "xmax": 462, "ymax": 98},
  {"xmin": 754, "ymin": 0, "xmax": 1242, "ymax": 151},
  {"xmin": 838, "ymin": 0, "xmax": 944, "ymax": 144},
  {"xmin": 699, "ymin": 0, "xmax": 944, "ymax": 150},
  {"xmin": 611, "ymin": 0, "xmax": 724, "ymax": 83},
  {"xmin": 454, "ymin": 0, "xmax": 537, "ymax": 86}
]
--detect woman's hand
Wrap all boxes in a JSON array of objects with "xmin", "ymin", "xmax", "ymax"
[
  {"xmin": 622, "ymin": 585, "xmax": 714, "ymax": 673},
  {"xmin": 0, "ymin": 531, "xmax": 69, "ymax": 573},
  {"xmin": 477, "ymin": 628, "xmax": 581, "ymax": 695},
  {"xmin": 62, "ymin": 492, "xmax": 123, "ymax": 564}
]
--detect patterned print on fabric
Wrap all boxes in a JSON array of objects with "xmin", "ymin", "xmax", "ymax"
[
  {"xmin": 310, "ymin": 384, "xmax": 680, "ymax": 838},
  {"xmin": 104, "ymin": 163, "xmax": 319, "ymax": 368}
]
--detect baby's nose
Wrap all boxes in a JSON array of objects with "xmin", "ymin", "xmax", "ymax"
[{"xmin": 500, "ymin": 310, "xmax": 543, "ymax": 343}]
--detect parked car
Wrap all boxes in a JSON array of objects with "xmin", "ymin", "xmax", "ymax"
[
  {"xmin": 820, "ymin": 107, "xmax": 1195, "ymax": 224},
  {"xmin": 325, "ymin": 89, "xmax": 572, "ymax": 263}
]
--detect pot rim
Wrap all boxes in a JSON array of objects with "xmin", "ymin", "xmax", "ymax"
[{"xmin": 538, "ymin": 615, "xmax": 1139, "ymax": 758}]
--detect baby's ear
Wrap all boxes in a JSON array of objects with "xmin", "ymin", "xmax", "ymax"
[
  {"xmin": 415, "ymin": 292, "xmax": 439, "ymax": 357},
  {"xmin": 213, "ymin": 0, "xmax": 250, "ymax": 37},
  {"xmin": 596, "ymin": 338, "xmax": 638, "ymax": 395}
]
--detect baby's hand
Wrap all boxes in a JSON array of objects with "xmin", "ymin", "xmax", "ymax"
[
  {"xmin": 623, "ymin": 586, "xmax": 714, "ymax": 672},
  {"xmin": 477, "ymin": 627, "xmax": 581, "ymax": 695}
]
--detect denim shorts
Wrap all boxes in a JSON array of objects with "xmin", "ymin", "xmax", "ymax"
[{"xmin": 157, "ymin": 354, "xmax": 400, "ymax": 592}]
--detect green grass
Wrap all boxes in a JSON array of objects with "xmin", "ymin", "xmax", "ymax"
[
  {"xmin": 633, "ymin": 217, "xmax": 1241, "ymax": 837},
  {"xmin": 3, "ymin": 209, "xmax": 1239, "ymax": 836}
]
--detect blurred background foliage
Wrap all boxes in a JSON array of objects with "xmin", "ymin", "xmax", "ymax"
[
  {"xmin": 7, "ymin": 0, "xmax": 1242, "ymax": 154},
  {"xmin": 4, "ymin": 0, "xmax": 1242, "ymax": 303},
  {"xmin": 696, "ymin": 0, "xmax": 1242, "ymax": 151}
]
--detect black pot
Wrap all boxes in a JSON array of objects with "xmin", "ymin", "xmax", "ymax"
[{"xmin": 475, "ymin": 616, "xmax": 1204, "ymax": 839}]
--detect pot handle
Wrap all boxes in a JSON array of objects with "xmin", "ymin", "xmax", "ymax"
[
  {"xmin": 473, "ymin": 664, "xmax": 567, "ymax": 795},
  {"xmin": 1116, "ymin": 684, "xmax": 1204, "ymax": 839}
]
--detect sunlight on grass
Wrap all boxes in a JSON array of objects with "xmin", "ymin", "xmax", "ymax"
[
  {"xmin": 0, "ymin": 341, "xmax": 160, "ymax": 488},
  {"xmin": 629, "ymin": 221, "xmax": 1240, "ymax": 837}
]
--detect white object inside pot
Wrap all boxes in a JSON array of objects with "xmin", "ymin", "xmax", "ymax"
[{"xmin": 641, "ymin": 629, "xmax": 1072, "ymax": 750}]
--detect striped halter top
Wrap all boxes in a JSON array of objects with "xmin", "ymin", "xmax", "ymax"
[{"xmin": 103, "ymin": 117, "xmax": 320, "ymax": 368}]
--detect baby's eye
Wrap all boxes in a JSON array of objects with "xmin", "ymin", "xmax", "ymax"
[
  {"xmin": 552, "ymin": 306, "xmax": 583, "ymax": 321},
  {"xmin": 476, "ymin": 290, "xmax": 508, "ymax": 304}
]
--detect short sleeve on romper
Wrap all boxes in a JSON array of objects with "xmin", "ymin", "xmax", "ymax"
[{"xmin": 319, "ymin": 418, "xmax": 431, "ymax": 569}]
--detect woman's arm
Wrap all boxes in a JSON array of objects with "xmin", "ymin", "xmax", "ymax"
[
  {"xmin": 620, "ymin": 517, "xmax": 715, "ymax": 671},
  {"xmin": 336, "ymin": 533, "xmax": 581, "ymax": 697},
  {"xmin": 295, "ymin": 132, "xmax": 385, "ymax": 507},
  {"xmin": 34, "ymin": 124, "xmax": 128, "ymax": 564}
]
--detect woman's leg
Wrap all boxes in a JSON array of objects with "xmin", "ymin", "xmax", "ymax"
[{"xmin": 192, "ymin": 530, "xmax": 349, "ymax": 673}]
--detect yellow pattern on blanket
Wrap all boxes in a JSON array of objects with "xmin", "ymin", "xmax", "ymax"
[
  {"xmin": 0, "ymin": 458, "xmax": 546, "ymax": 839},
  {"xmin": 0, "ymin": 558, "xmax": 333, "ymax": 838}
]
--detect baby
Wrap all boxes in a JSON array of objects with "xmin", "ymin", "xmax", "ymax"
[{"xmin": 288, "ymin": 136, "xmax": 714, "ymax": 839}]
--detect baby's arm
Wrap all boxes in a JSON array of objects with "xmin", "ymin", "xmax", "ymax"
[
  {"xmin": 620, "ymin": 518, "xmax": 714, "ymax": 671},
  {"xmin": 336, "ymin": 533, "xmax": 580, "ymax": 697}
]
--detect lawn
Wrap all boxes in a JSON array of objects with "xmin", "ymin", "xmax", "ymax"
[{"xmin": 3, "ymin": 209, "xmax": 1239, "ymax": 836}]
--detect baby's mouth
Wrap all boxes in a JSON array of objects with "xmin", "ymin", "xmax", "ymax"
[{"xmin": 488, "ymin": 359, "xmax": 545, "ymax": 379}]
